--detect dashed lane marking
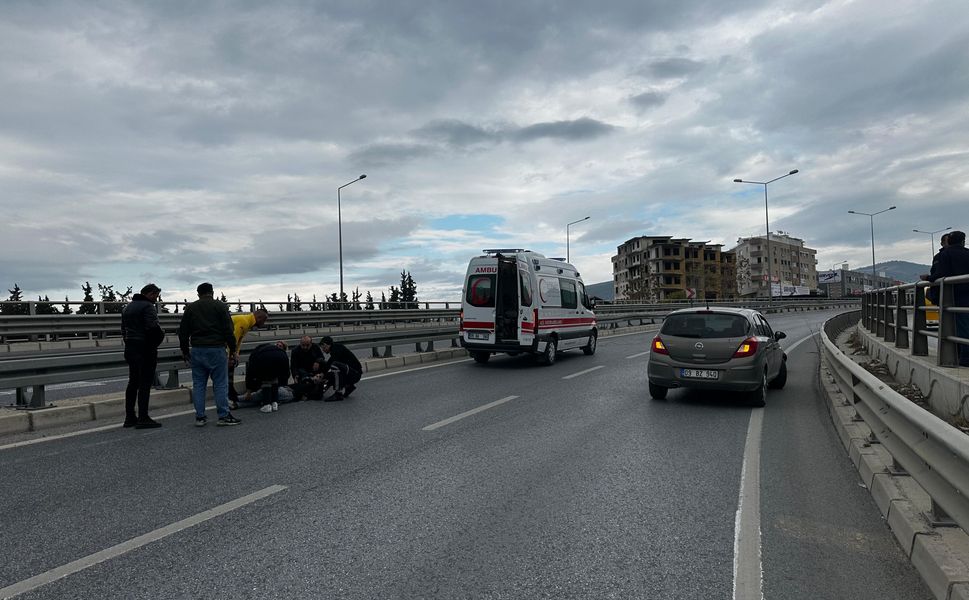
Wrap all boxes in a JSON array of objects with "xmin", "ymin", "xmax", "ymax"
[
  {"xmin": 562, "ymin": 365, "xmax": 605, "ymax": 380},
  {"xmin": 422, "ymin": 396, "xmax": 520, "ymax": 431}
]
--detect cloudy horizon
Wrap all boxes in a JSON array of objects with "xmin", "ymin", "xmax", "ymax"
[{"xmin": 2, "ymin": 1, "xmax": 966, "ymax": 304}]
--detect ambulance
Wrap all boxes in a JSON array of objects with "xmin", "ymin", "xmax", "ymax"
[{"xmin": 460, "ymin": 249, "xmax": 597, "ymax": 365}]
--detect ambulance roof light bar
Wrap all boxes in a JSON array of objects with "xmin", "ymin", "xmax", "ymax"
[{"xmin": 482, "ymin": 248, "xmax": 529, "ymax": 254}]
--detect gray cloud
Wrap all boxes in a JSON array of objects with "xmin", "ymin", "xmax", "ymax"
[
  {"xmin": 513, "ymin": 118, "xmax": 617, "ymax": 142},
  {"xmin": 641, "ymin": 57, "xmax": 705, "ymax": 79},
  {"xmin": 629, "ymin": 91, "xmax": 669, "ymax": 110}
]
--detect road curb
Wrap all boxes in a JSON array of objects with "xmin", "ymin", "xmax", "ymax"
[
  {"xmin": 0, "ymin": 349, "xmax": 467, "ymax": 439},
  {"xmin": 820, "ymin": 352, "xmax": 969, "ymax": 600}
]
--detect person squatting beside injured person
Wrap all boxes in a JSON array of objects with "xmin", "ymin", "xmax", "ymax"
[
  {"xmin": 317, "ymin": 336, "xmax": 362, "ymax": 401},
  {"xmin": 242, "ymin": 341, "xmax": 290, "ymax": 413}
]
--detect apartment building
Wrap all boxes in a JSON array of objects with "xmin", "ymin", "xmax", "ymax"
[
  {"xmin": 612, "ymin": 236, "xmax": 738, "ymax": 302},
  {"xmin": 729, "ymin": 232, "xmax": 819, "ymax": 297},
  {"xmin": 819, "ymin": 265, "xmax": 897, "ymax": 298}
]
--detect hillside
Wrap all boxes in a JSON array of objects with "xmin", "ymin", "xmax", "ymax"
[{"xmin": 858, "ymin": 260, "xmax": 931, "ymax": 282}]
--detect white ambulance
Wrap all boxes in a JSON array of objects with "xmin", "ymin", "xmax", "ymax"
[{"xmin": 460, "ymin": 249, "xmax": 597, "ymax": 365}]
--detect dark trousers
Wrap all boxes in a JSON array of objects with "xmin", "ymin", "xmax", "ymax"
[
  {"xmin": 228, "ymin": 361, "xmax": 239, "ymax": 402},
  {"xmin": 327, "ymin": 362, "xmax": 361, "ymax": 391},
  {"xmin": 124, "ymin": 341, "xmax": 158, "ymax": 421}
]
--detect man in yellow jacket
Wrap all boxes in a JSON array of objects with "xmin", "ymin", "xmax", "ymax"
[{"xmin": 228, "ymin": 308, "xmax": 269, "ymax": 407}]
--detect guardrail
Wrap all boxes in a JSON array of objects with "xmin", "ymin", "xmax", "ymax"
[
  {"xmin": 0, "ymin": 300, "xmax": 860, "ymax": 408},
  {"xmin": 861, "ymin": 274, "xmax": 969, "ymax": 367},
  {"xmin": 1, "ymin": 325, "xmax": 461, "ymax": 409},
  {"xmin": 822, "ymin": 310, "xmax": 969, "ymax": 533}
]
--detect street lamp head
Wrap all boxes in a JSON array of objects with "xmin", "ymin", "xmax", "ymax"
[
  {"xmin": 789, "ymin": 169, "xmax": 798, "ymax": 175},
  {"xmin": 888, "ymin": 205, "xmax": 896, "ymax": 210},
  {"xmin": 847, "ymin": 210, "xmax": 857, "ymax": 214},
  {"xmin": 733, "ymin": 178, "xmax": 743, "ymax": 183},
  {"xmin": 358, "ymin": 174, "xmax": 367, "ymax": 180}
]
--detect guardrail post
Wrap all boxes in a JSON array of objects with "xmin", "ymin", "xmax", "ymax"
[
  {"xmin": 371, "ymin": 346, "xmax": 381, "ymax": 358},
  {"xmin": 875, "ymin": 290, "xmax": 885, "ymax": 338},
  {"xmin": 16, "ymin": 384, "xmax": 48, "ymax": 409},
  {"xmin": 884, "ymin": 290, "xmax": 896, "ymax": 344},
  {"xmin": 425, "ymin": 340, "xmax": 434, "ymax": 352},
  {"xmin": 451, "ymin": 337, "xmax": 459, "ymax": 348},
  {"xmin": 415, "ymin": 342, "xmax": 423, "ymax": 353},
  {"xmin": 913, "ymin": 285, "xmax": 929, "ymax": 356},
  {"xmin": 938, "ymin": 281, "xmax": 959, "ymax": 367},
  {"xmin": 861, "ymin": 294, "xmax": 868, "ymax": 330},
  {"xmin": 927, "ymin": 499, "xmax": 957, "ymax": 527},
  {"xmin": 894, "ymin": 288, "xmax": 908, "ymax": 349},
  {"xmin": 383, "ymin": 345, "xmax": 393, "ymax": 358},
  {"xmin": 163, "ymin": 368, "xmax": 180, "ymax": 389}
]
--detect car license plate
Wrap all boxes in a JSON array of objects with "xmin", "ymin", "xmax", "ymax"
[
  {"xmin": 680, "ymin": 368, "xmax": 719, "ymax": 380},
  {"xmin": 468, "ymin": 331, "xmax": 490, "ymax": 340}
]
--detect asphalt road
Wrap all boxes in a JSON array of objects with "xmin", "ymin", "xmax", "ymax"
[{"xmin": 0, "ymin": 309, "xmax": 931, "ymax": 599}]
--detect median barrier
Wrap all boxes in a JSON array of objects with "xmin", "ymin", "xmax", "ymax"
[{"xmin": 822, "ymin": 311, "xmax": 969, "ymax": 600}]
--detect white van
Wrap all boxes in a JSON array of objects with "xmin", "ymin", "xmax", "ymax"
[{"xmin": 460, "ymin": 249, "xmax": 597, "ymax": 365}]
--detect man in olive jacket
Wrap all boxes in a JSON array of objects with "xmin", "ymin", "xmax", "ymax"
[
  {"xmin": 121, "ymin": 283, "xmax": 164, "ymax": 428},
  {"xmin": 178, "ymin": 282, "xmax": 241, "ymax": 427}
]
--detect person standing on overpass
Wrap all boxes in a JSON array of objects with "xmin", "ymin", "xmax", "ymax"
[
  {"xmin": 178, "ymin": 282, "xmax": 241, "ymax": 427},
  {"xmin": 228, "ymin": 307, "xmax": 269, "ymax": 408},
  {"xmin": 929, "ymin": 230, "xmax": 969, "ymax": 366},
  {"xmin": 121, "ymin": 283, "xmax": 164, "ymax": 429}
]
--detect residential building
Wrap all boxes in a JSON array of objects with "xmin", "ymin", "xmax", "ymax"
[
  {"xmin": 612, "ymin": 236, "xmax": 738, "ymax": 302},
  {"xmin": 730, "ymin": 232, "xmax": 819, "ymax": 297}
]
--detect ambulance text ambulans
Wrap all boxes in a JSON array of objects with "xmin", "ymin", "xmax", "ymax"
[{"xmin": 460, "ymin": 249, "xmax": 597, "ymax": 365}]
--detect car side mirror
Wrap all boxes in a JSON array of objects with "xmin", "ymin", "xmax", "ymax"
[{"xmin": 774, "ymin": 331, "xmax": 787, "ymax": 341}]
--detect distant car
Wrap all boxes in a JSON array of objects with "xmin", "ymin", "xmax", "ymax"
[{"xmin": 646, "ymin": 307, "xmax": 787, "ymax": 406}]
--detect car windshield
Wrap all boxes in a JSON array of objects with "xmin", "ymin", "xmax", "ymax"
[{"xmin": 661, "ymin": 313, "xmax": 750, "ymax": 338}]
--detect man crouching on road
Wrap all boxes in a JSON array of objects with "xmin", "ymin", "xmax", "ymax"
[
  {"xmin": 318, "ymin": 336, "xmax": 362, "ymax": 401},
  {"xmin": 243, "ymin": 341, "xmax": 290, "ymax": 413},
  {"xmin": 178, "ymin": 282, "xmax": 241, "ymax": 427}
]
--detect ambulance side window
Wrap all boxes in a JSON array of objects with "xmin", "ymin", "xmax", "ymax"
[
  {"xmin": 519, "ymin": 272, "xmax": 532, "ymax": 307},
  {"xmin": 466, "ymin": 275, "xmax": 496, "ymax": 307},
  {"xmin": 560, "ymin": 279, "xmax": 577, "ymax": 309},
  {"xmin": 578, "ymin": 282, "xmax": 592, "ymax": 310}
]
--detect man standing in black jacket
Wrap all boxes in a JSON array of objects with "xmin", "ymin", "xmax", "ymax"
[
  {"xmin": 930, "ymin": 230, "xmax": 969, "ymax": 366},
  {"xmin": 121, "ymin": 283, "xmax": 164, "ymax": 428},
  {"xmin": 319, "ymin": 336, "xmax": 362, "ymax": 401}
]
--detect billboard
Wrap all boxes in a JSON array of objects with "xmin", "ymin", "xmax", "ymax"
[
  {"xmin": 771, "ymin": 283, "xmax": 811, "ymax": 296},
  {"xmin": 818, "ymin": 270, "xmax": 842, "ymax": 284}
]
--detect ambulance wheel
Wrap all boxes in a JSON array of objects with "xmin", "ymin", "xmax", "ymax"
[
  {"xmin": 582, "ymin": 331, "xmax": 598, "ymax": 355},
  {"xmin": 470, "ymin": 351, "xmax": 491, "ymax": 364},
  {"xmin": 539, "ymin": 338, "xmax": 557, "ymax": 366}
]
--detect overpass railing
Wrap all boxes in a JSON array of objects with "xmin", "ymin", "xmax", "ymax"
[
  {"xmin": 861, "ymin": 274, "xmax": 969, "ymax": 367},
  {"xmin": 822, "ymin": 310, "xmax": 969, "ymax": 533}
]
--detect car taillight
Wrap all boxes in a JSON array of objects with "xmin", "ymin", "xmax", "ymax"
[
  {"xmin": 651, "ymin": 336, "xmax": 669, "ymax": 355},
  {"xmin": 733, "ymin": 337, "xmax": 759, "ymax": 358}
]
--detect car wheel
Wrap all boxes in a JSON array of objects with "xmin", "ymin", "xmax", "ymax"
[
  {"xmin": 470, "ymin": 351, "xmax": 490, "ymax": 364},
  {"xmin": 749, "ymin": 370, "xmax": 767, "ymax": 407},
  {"xmin": 582, "ymin": 331, "xmax": 598, "ymax": 356},
  {"xmin": 768, "ymin": 360, "xmax": 787, "ymax": 389},
  {"xmin": 648, "ymin": 381, "xmax": 668, "ymax": 400},
  {"xmin": 539, "ymin": 338, "xmax": 557, "ymax": 365}
]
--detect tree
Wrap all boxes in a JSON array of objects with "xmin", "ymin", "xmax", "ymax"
[
  {"xmin": 35, "ymin": 295, "xmax": 58, "ymax": 314},
  {"xmin": 387, "ymin": 285, "xmax": 401, "ymax": 308},
  {"xmin": 61, "ymin": 296, "xmax": 73, "ymax": 315},
  {"xmin": 352, "ymin": 287, "xmax": 362, "ymax": 310},
  {"xmin": 380, "ymin": 291, "xmax": 387, "ymax": 309},
  {"xmin": 98, "ymin": 283, "xmax": 125, "ymax": 314},
  {"xmin": 399, "ymin": 270, "xmax": 418, "ymax": 308},
  {"xmin": 309, "ymin": 294, "xmax": 322, "ymax": 311},
  {"xmin": 292, "ymin": 293, "xmax": 303, "ymax": 311},
  {"xmin": 78, "ymin": 282, "xmax": 98, "ymax": 314},
  {"xmin": 365, "ymin": 291, "xmax": 374, "ymax": 311},
  {"xmin": 2, "ymin": 284, "xmax": 28, "ymax": 315}
]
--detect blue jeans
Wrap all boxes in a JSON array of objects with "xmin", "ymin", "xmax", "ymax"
[{"xmin": 191, "ymin": 346, "xmax": 230, "ymax": 418}]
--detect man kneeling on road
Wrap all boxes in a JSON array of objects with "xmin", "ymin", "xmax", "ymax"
[
  {"xmin": 318, "ymin": 336, "xmax": 362, "ymax": 401},
  {"xmin": 243, "ymin": 341, "xmax": 290, "ymax": 413}
]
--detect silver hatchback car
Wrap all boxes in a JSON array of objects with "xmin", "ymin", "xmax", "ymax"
[{"xmin": 646, "ymin": 307, "xmax": 787, "ymax": 406}]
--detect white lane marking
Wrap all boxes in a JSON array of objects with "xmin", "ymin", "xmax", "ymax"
[
  {"xmin": 422, "ymin": 396, "xmax": 519, "ymax": 431},
  {"xmin": 625, "ymin": 351, "xmax": 650, "ymax": 359},
  {"xmin": 0, "ymin": 484, "xmax": 288, "ymax": 599},
  {"xmin": 562, "ymin": 365, "xmax": 605, "ymax": 380},
  {"xmin": 733, "ymin": 407, "xmax": 765, "ymax": 600},
  {"xmin": 783, "ymin": 331, "xmax": 818, "ymax": 354},
  {"xmin": 362, "ymin": 358, "xmax": 473, "ymax": 380},
  {"xmin": 599, "ymin": 328, "xmax": 658, "ymax": 340}
]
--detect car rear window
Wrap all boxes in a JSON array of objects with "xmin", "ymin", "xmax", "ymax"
[
  {"xmin": 466, "ymin": 275, "xmax": 496, "ymax": 307},
  {"xmin": 661, "ymin": 313, "xmax": 750, "ymax": 338}
]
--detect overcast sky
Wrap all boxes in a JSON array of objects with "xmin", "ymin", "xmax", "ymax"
[{"xmin": 2, "ymin": 0, "xmax": 966, "ymax": 304}]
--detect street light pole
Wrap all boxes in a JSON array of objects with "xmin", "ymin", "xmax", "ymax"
[
  {"xmin": 337, "ymin": 174, "xmax": 367, "ymax": 306},
  {"xmin": 913, "ymin": 226, "xmax": 951, "ymax": 262},
  {"xmin": 848, "ymin": 206, "xmax": 896, "ymax": 281},
  {"xmin": 733, "ymin": 169, "xmax": 798, "ymax": 307},
  {"xmin": 566, "ymin": 216, "xmax": 590, "ymax": 263}
]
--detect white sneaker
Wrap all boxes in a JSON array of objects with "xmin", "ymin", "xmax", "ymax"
[
  {"xmin": 260, "ymin": 404, "xmax": 273, "ymax": 413},
  {"xmin": 271, "ymin": 402, "xmax": 279, "ymax": 412}
]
